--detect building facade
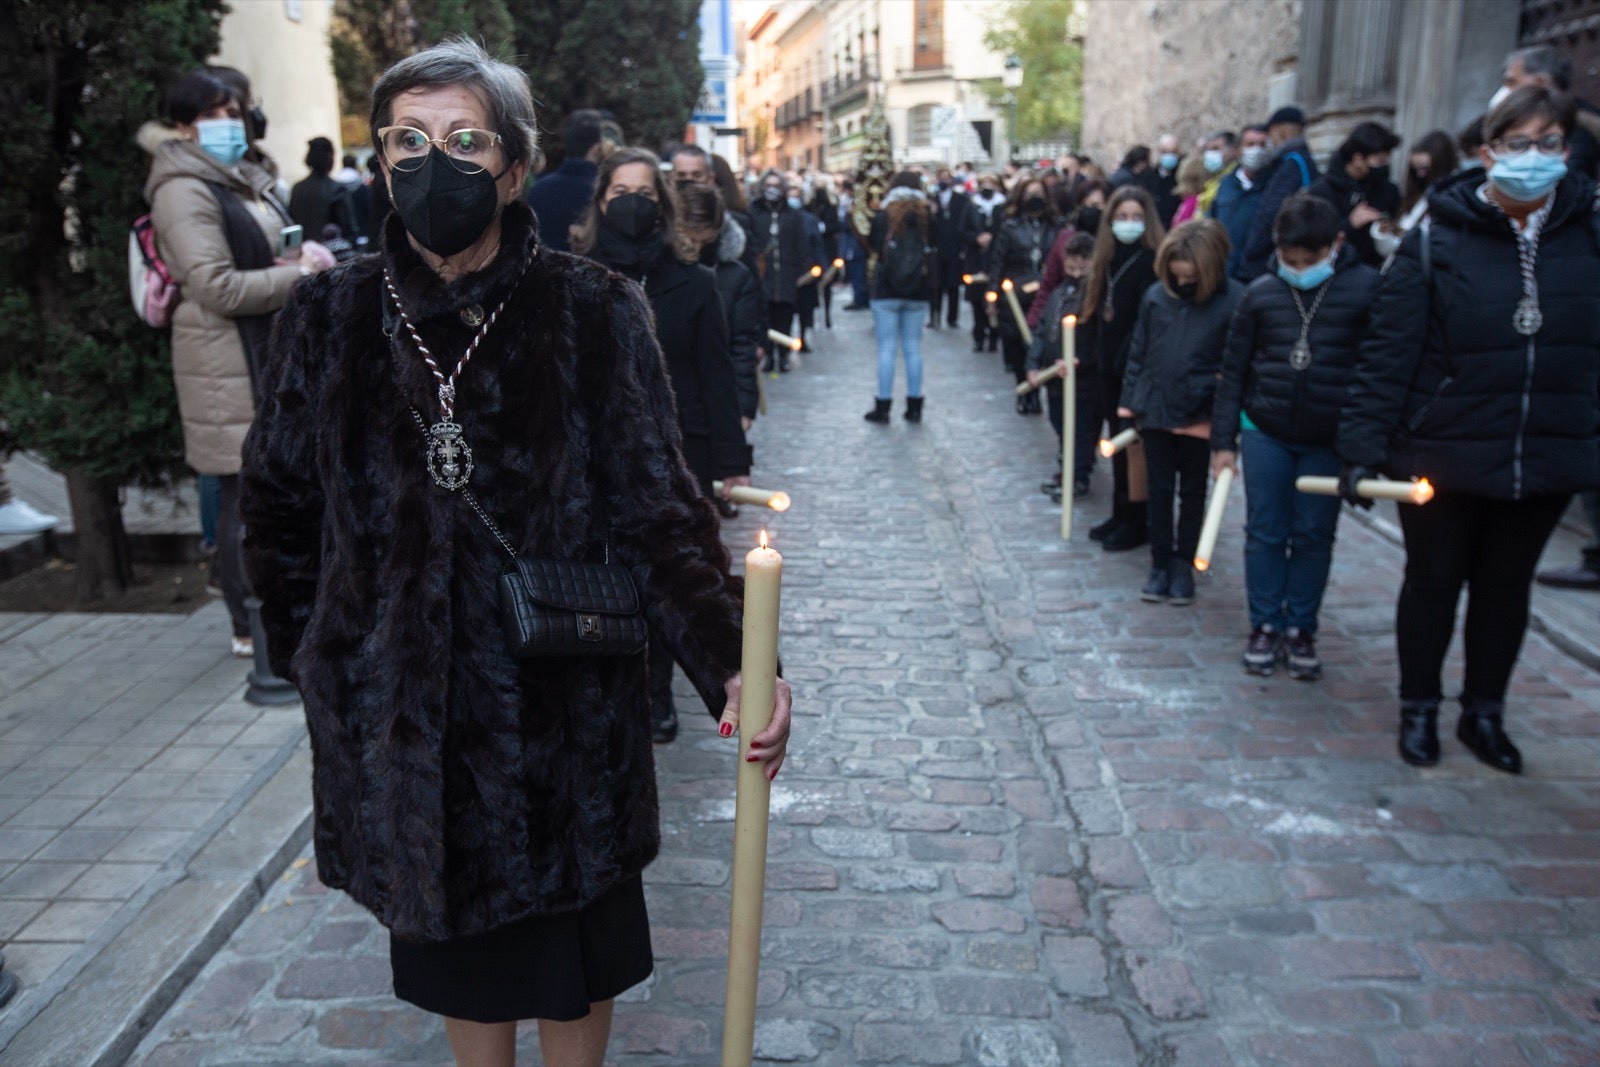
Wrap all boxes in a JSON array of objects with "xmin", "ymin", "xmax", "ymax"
[
  {"xmin": 1079, "ymin": 0, "xmax": 1583, "ymax": 170},
  {"xmin": 738, "ymin": 0, "xmax": 1013, "ymax": 176},
  {"xmin": 214, "ymin": 0, "xmax": 342, "ymax": 181}
]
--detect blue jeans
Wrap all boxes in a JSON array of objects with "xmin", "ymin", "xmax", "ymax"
[
  {"xmin": 871, "ymin": 298, "xmax": 925, "ymax": 399},
  {"xmin": 1240, "ymin": 429, "xmax": 1342, "ymax": 633}
]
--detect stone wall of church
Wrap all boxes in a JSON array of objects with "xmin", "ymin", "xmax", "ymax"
[{"xmin": 1080, "ymin": 0, "xmax": 1301, "ymax": 167}]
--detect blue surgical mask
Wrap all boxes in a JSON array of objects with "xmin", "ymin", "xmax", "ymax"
[
  {"xmin": 786, "ymin": 196, "xmax": 803, "ymax": 210},
  {"xmin": 195, "ymin": 118, "xmax": 248, "ymax": 167},
  {"xmin": 1203, "ymin": 150, "xmax": 1225, "ymax": 174},
  {"xmin": 1488, "ymin": 149, "xmax": 1567, "ymax": 203},
  {"xmin": 1277, "ymin": 252, "xmax": 1336, "ymax": 290},
  {"xmin": 1111, "ymin": 220, "xmax": 1145, "ymax": 245},
  {"xmin": 1159, "ymin": 152, "xmax": 1180, "ymax": 172}
]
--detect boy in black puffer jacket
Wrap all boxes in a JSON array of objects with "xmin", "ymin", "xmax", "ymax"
[
  {"xmin": 1120, "ymin": 219, "xmax": 1243, "ymax": 606},
  {"xmin": 1213, "ymin": 195, "xmax": 1381, "ymax": 679}
]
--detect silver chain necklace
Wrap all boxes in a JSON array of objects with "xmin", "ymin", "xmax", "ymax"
[
  {"xmin": 1512, "ymin": 216, "xmax": 1546, "ymax": 337},
  {"xmin": 383, "ymin": 263, "xmax": 528, "ymax": 490},
  {"xmin": 1288, "ymin": 278, "xmax": 1332, "ymax": 370}
]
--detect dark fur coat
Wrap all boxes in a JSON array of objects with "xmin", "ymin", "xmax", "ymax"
[{"xmin": 240, "ymin": 203, "xmax": 745, "ymax": 942}]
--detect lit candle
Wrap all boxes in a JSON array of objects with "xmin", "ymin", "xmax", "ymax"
[
  {"xmin": 984, "ymin": 290, "xmax": 998, "ymax": 304},
  {"xmin": 1061, "ymin": 315, "xmax": 1076, "ymax": 542},
  {"xmin": 1295, "ymin": 475, "xmax": 1435, "ymax": 504},
  {"xmin": 766, "ymin": 328, "xmax": 802, "ymax": 352},
  {"xmin": 965, "ymin": 271, "xmax": 990, "ymax": 284},
  {"xmin": 820, "ymin": 258, "xmax": 844, "ymax": 285},
  {"xmin": 1000, "ymin": 279, "xmax": 1033, "ymax": 346},
  {"xmin": 798, "ymin": 265, "xmax": 824, "ymax": 287},
  {"xmin": 1099, "ymin": 427, "xmax": 1140, "ymax": 457},
  {"xmin": 1013, "ymin": 364, "xmax": 1064, "ymax": 396},
  {"xmin": 1192, "ymin": 467, "xmax": 1234, "ymax": 571},
  {"xmin": 713, "ymin": 481, "xmax": 792, "ymax": 512},
  {"xmin": 723, "ymin": 530, "xmax": 783, "ymax": 1067}
]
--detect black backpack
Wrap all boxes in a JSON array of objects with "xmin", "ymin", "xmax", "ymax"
[{"xmin": 882, "ymin": 219, "xmax": 931, "ymax": 299}]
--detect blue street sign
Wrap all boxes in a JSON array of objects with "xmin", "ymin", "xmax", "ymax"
[{"xmin": 692, "ymin": 78, "xmax": 729, "ymax": 125}]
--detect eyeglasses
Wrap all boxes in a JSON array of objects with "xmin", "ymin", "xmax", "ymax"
[
  {"xmin": 1490, "ymin": 132, "xmax": 1567, "ymax": 156},
  {"xmin": 378, "ymin": 126, "xmax": 503, "ymax": 173}
]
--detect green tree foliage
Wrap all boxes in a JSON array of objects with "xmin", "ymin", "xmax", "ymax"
[
  {"xmin": 0, "ymin": 0, "xmax": 225, "ymax": 601},
  {"xmin": 984, "ymin": 0, "xmax": 1083, "ymax": 144},
  {"xmin": 506, "ymin": 0, "xmax": 702, "ymax": 162},
  {"xmin": 331, "ymin": 0, "xmax": 515, "ymax": 139}
]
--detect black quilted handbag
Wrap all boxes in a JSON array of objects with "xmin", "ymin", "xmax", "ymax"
[{"xmin": 495, "ymin": 555, "xmax": 648, "ymax": 659}]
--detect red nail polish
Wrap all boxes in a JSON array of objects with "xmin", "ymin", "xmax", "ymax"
[
  {"xmin": 719, "ymin": 722, "xmax": 733, "ymax": 737},
  {"xmin": 746, "ymin": 754, "xmax": 759, "ymax": 763},
  {"xmin": 749, "ymin": 740, "xmax": 762, "ymax": 750}
]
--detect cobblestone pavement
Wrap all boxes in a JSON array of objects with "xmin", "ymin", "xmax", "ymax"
[{"xmin": 134, "ymin": 303, "xmax": 1600, "ymax": 1066}]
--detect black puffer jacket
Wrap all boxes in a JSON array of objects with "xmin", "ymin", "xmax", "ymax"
[
  {"xmin": 1212, "ymin": 245, "xmax": 1381, "ymax": 450},
  {"xmin": 1338, "ymin": 170, "xmax": 1600, "ymax": 499},
  {"xmin": 705, "ymin": 217, "xmax": 764, "ymax": 422},
  {"xmin": 988, "ymin": 214, "xmax": 1061, "ymax": 338},
  {"xmin": 1120, "ymin": 278, "xmax": 1243, "ymax": 430},
  {"xmin": 1307, "ymin": 161, "xmax": 1401, "ymax": 269}
]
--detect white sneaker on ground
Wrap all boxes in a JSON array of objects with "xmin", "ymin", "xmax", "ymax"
[
  {"xmin": 0, "ymin": 500, "xmax": 59, "ymax": 535},
  {"xmin": 230, "ymin": 636, "xmax": 254, "ymax": 658}
]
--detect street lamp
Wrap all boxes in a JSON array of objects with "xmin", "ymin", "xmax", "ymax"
[{"xmin": 1003, "ymin": 54, "xmax": 1023, "ymax": 162}]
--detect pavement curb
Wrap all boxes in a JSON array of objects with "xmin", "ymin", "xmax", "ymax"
[
  {"xmin": 0, "ymin": 739, "xmax": 312, "ymax": 1067},
  {"xmin": 1345, "ymin": 505, "xmax": 1600, "ymax": 673}
]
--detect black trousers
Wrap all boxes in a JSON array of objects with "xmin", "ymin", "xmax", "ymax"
[
  {"xmin": 1001, "ymin": 334, "xmax": 1028, "ymax": 383},
  {"xmin": 650, "ymin": 435, "xmax": 714, "ymax": 716},
  {"xmin": 967, "ymin": 288, "xmax": 997, "ymax": 348},
  {"xmin": 1045, "ymin": 382, "xmax": 1100, "ymax": 483},
  {"xmin": 1141, "ymin": 429, "xmax": 1209, "ymax": 568},
  {"xmin": 1098, "ymin": 371, "xmax": 1133, "ymax": 502},
  {"xmin": 930, "ymin": 284, "xmax": 961, "ymax": 326},
  {"xmin": 767, "ymin": 301, "xmax": 797, "ymax": 340},
  {"xmin": 216, "ymin": 474, "xmax": 251, "ymax": 638},
  {"xmin": 1396, "ymin": 492, "xmax": 1570, "ymax": 704}
]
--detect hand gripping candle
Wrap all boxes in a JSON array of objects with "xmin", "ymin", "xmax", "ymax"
[
  {"xmin": 723, "ymin": 531, "xmax": 782, "ymax": 1067},
  {"xmin": 1295, "ymin": 476, "xmax": 1435, "ymax": 504}
]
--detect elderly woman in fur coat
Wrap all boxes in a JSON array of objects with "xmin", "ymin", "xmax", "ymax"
[{"xmin": 239, "ymin": 39, "xmax": 792, "ymax": 1067}]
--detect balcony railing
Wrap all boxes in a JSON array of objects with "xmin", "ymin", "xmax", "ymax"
[
  {"xmin": 776, "ymin": 87, "xmax": 822, "ymax": 129},
  {"xmin": 822, "ymin": 55, "xmax": 880, "ymax": 108}
]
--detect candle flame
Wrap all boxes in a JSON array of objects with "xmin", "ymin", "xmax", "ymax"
[
  {"xmin": 768, "ymin": 492, "xmax": 791, "ymax": 512},
  {"xmin": 1098, "ymin": 439, "xmax": 1115, "ymax": 458},
  {"xmin": 832, "ymin": 258, "xmax": 844, "ymax": 268},
  {"xmin": 758, "ymin": 530, "xmax": 769, "ymax": 550},
  {"xmin": 1063, "ymin": 315, "xmax": 1077, "ymax": 327},
  {"xmin": 810, "ymin": 266, "xmax": 823, "ymax": 277},
  {"xmin": 1194, "ymin": 558, "xmax": 1210, "ymax": 572},
  {"xmin": 985, "ymin": 291, "xmax": 998, "ymax": 303},
  {"xmin": 1412, "ymin": 479, "xmax": 1435, "ymax": 505},
  {"xmin": 962, "ymin": 274, "xmax": 972, "ymax": 284},
  {"xmin": 1001, "ymin": 279, "xmax": 1014, "ymax": 292},
  {"xmin": 790, "ymin": 337, "xmax": 802, "ymax": 351}
]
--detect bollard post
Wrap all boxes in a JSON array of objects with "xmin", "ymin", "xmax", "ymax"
[{"xmin": 244, "ymin": 596, "xmax": 300, "ymax": 706}]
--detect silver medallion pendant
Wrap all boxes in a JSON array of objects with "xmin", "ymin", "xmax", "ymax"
[
  {"xmin": 1513, "ymin": 295, "xmax": 1543, "ymax": 337},
  {"xmin": 1290, "ymin": 338, "xmax": 1313, "ymax": 371},
  {"xmin": 460, "ymin": 304, "xmax": 485, "ymax": 328},
  {"xmin": 425, "ymin": 420, "xmax": 474, "ymax": 490}
]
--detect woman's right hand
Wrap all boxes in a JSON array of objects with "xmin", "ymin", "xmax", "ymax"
[
  {"xmin": 299, "ymin": 242, "xmax": 336, "ymax": 273},
  {"xmin": 1212, "ymin": 450, "xmax": 1237, "ymax": 480},
  {"xmin": 1025, "ymin": 369, "xmax": 1042, "ymax": 388}
]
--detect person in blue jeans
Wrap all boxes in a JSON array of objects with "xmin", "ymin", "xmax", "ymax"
[
  {"xmin": 1212, "ymin": 194, "xmax": 1380, "ymax": 678},
  {"xmin": 864, "ymin": 172, "xmax": 937, "ymax": 423}
]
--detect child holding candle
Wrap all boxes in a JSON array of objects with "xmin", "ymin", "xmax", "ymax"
[
  {"xmin": 1026, "ymin": 232, "xmax": 1097, "ymax": 502},
  {"xmin": 1118, "ymin": 220, "xmax": 1242, "ymax": 605},
  {"xmin": 1211, "ymin": 194, "xmax": 1380, "ymax": 678}
]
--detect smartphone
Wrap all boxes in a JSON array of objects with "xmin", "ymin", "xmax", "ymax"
[{"xmin": 277, "ymin": 224, "xmax": 304, "ymax": 258}]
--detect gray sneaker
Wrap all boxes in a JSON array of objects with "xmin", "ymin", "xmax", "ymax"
[{"xmin": 1284, "ymin": 627, "xmax": 1321, "ymax": 681}]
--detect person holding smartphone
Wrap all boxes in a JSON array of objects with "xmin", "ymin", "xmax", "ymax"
[
  {"xmin": 1306, "ymin": 122, "xmax": 1402, "ymax": 268},
  {"xmin": 143, "ymin": 68, "xmax": 332, "ymax": 657}
]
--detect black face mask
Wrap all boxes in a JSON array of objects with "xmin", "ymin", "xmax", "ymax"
[
  {"xmin": 1173, "ymin": 281, "xmax": 1198, "ymax": 302},
  {"xmin": 1076, "ymin": 206, "xmax": 1103, "ymax": 235},
  {"xmin": 248, "ymin": 105, "xmax": 268, "ymax": 141},
  {"xmin": 1024, "ymin": 195, "xmax": 1046, "ymax": 214},
  {"xmin": 1364, "ymin": 162, "xmax": 1390, "ymax": 186},
  {"xmin": 602, "ymin": 193, "xmax": 661, "ymax": 240},
  {"xmin": 761, "ymin": 185, "xmax": 782, "ymax": 203},
  {"xmin": 389, "ymin": 148, "xmax": 504, "ymax": 258}
]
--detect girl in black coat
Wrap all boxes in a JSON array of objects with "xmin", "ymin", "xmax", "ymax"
[
  {"xmin": 1080, "ymin": 185, "xmax": 1166, "ymax": 551},
  {"xmin": 1213, "ymin": 195, "xmax": 1380, "ymax": 680},
  {"xmin": 679, "ymin": 183, "xmax": 763, "ymax": 436},
  {"xmin": 988, "ymin": 176, "xmax": 1062, "ymax": 408},
  {"xmin": 1337, "ymin": 86, "xmax": 1600, "ymax": 775},
  {"xmin": 240, "ymin": 43, "xmax": 790, "ymax": 1065},
  {"xmin": 573, "ymin": 147, "xmax": 754, "ymax": 746},
  {"xmin": 1119, "ymin": 220, "xmax": 1241, "ymax": 606}
]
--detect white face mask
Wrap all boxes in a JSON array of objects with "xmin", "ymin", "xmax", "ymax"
[
  {"xmin": 1240, "ymin": 146, "xmax": 1268, "ymax": 172},
  {"xmin": 1488, "ymin": 84, "xmax": 1511, "ymax": 111}
]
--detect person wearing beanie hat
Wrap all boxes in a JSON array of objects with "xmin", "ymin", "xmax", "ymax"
[{"xmin": 1238, "ymin": 105, "xmax": 1319, "ymax": 281}]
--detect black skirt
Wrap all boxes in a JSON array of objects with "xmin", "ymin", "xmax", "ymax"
[{"xmin": 390, "ymin": 874, "xmax": 653, "ymax": 1023}]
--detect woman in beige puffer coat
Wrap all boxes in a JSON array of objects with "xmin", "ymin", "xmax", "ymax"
[{"xmin": 143, "ymin": 69, "xmax": 329, "ymax": 654}]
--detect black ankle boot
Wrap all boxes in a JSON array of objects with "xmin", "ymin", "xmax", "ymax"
[
  {"xmin": 1102, "ymin": 502, "xmax": 1148, "ymax": 552},
  {"xmin": 1090, "ymin": 493, "xmax": 1124, "ymax": 542},
  {"xmin": 904, "ymin": 396, "xmax": 924, "ymax": 422},
  {"xmin": 864, "ymin": 398, "xmax": 892, "ymax": 423},
  {"xmin": 1398, "ymin": 700, "xmax": 1440, "ymax": 766},
  {"xmin": 1456, "ymin": 697, "xmax": 1522, "ymax": 774}
]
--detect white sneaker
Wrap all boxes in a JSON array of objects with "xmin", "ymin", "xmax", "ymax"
[
  {"xmin": 0, "ymin": 500, "xmax": 59, "ymax": 535},
  {"xmin": 230, "ymin": 636, "xmax": 254, "ymax": 658}
]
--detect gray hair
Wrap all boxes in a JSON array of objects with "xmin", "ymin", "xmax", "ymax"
[
  {"xmin": 1507, "ymin": 45, "xmax": 1573, "ymax": 91},
  {"xmin": 370, "ymin": 37, "xmax": 538, "ymax": 169}
]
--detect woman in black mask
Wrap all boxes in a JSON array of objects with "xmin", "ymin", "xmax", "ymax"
[
  {"xmin": 572, "ymin": 146, "xmax": 753, "ymax": 746},
  {"xmin": 988, "ymin": 176, "xmax": 1062, "ymax": 411},
  {"xmin": 241, "ymin": 42, "xmax": 787, "ymax": 1067}
]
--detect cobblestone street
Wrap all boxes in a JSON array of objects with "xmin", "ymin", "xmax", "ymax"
[{"xmin": 132, "ymin": 303, "xmax": 1600, "ymax": 1066}]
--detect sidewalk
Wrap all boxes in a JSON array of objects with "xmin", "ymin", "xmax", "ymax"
[{"xmin": 0, "ymin": 604, "xmax": 308, "ymax": 1065}]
